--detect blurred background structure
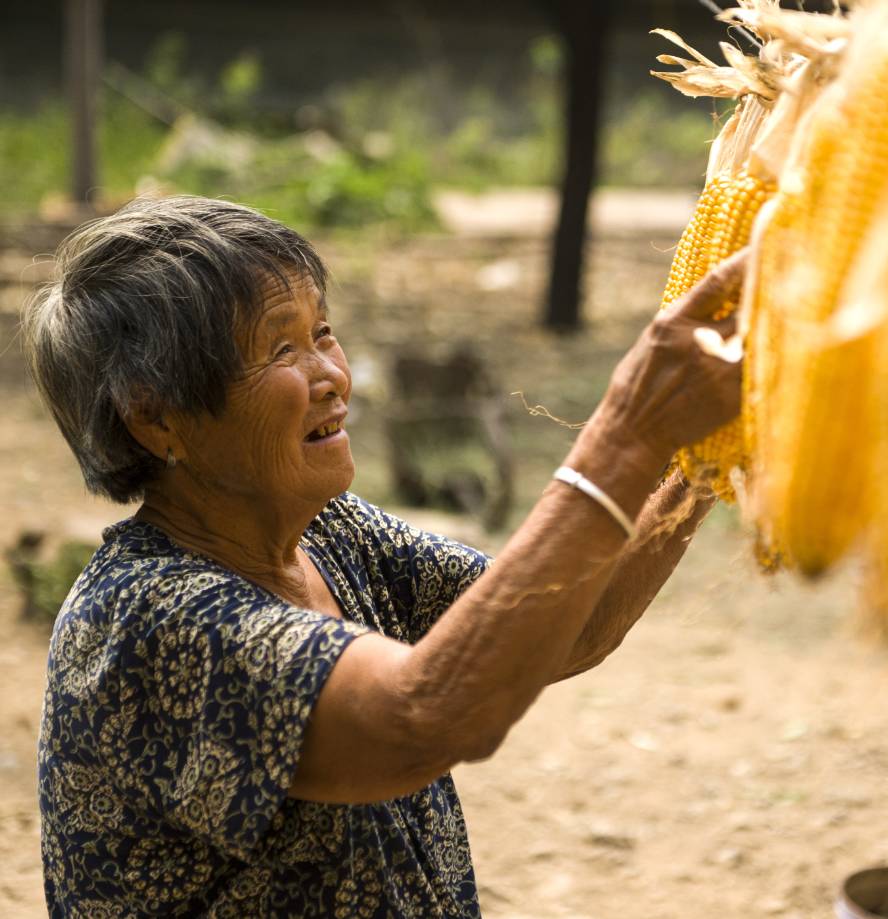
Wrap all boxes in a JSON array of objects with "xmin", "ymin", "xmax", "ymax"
[{"xmin": 6, "ymin": 0, "xmax": 754, "ymax": 328}]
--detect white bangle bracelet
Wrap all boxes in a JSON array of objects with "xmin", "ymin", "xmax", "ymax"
[{"xmin": 553, "ymin": 466, "xmax": 638, "ymax": 541}]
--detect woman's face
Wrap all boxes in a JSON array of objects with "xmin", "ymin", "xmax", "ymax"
[{"xmin": 173, "ymin": 272, "xmax": 354, "ymax": 513}]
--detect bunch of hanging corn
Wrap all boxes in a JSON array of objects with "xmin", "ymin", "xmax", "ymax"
[
  {"xmin": 741, "ymin": 0, "xmax": 887, "ymax": 584},
  {"xmin": 650, "ymin": 7, "xmax": 815, "ymax": 504},
  {"xmin": 653, "ymin": 1, "xmax": 888, "ymax": 616},
  {"xmin": 652, "ymin": 1, "xmax": 850, "ymax": 580}
]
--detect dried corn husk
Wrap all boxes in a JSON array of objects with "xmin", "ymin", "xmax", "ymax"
[{"xmin": 651, "ymin": 3, "xmax": 842, "ymax": 505}]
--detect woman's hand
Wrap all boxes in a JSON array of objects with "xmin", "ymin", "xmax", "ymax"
[{"xmin": 594, "ymin": 249, "xmax": 748, "ymax": 467}]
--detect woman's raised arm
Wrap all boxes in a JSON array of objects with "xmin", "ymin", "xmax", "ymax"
[{"xmin": 289, "ymin": 252, "xmax": 747, "ymax": 804}]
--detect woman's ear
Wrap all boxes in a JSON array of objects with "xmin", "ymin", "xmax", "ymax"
[{"xmin": 123, "ymin": 395, "xmax": 187, "ymax": 467}]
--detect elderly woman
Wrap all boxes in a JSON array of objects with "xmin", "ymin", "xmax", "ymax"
[{"xmin": 27, "ymin": 196, "xmax": 743, "ymax": 918}]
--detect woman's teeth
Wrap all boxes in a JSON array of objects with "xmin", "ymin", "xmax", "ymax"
[{"xmin": 310, "ymin": 421, "xmax": 341, "ymax": 440}]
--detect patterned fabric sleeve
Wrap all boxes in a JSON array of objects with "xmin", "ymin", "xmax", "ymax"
[
  {"xmin": 106, "ymin": 572, "xmax": 369, "ymax": 862},
  {"xmin": 337, "ymin": 495, "xmax": 492, "ymax": 642}
]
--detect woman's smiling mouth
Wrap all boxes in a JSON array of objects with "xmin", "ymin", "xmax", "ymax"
[{"xmin": 305, "ymin": 418, "xmax": 347, "ymax": 443}]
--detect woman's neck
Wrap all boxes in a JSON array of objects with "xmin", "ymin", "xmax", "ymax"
[{"xmin": 136, "ymin": 478, "xmax": 325, "ymax": 607}]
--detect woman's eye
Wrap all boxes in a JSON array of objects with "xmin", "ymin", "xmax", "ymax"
[
  {"xmin": 275, "ymin": 344, "xmax": 294, "ymax": 359},
  {"xmin": 315, "ymin": 323, "xmax": 333, "ymax": 341}
]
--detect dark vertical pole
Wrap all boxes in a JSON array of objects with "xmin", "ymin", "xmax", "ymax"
[
  {"xmin": 66, "ymin": 0, "xmax": 102, "ymax": 206},
  {"xmin": 544, "ymin": 4, "xmax": 611, "ymax": 331}
]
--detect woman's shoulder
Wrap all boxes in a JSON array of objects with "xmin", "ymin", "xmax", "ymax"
[
  {"xmin": 313, "ymin": 493, "xmax": 490, "ymax": 566},
  {"xmin": 318, "ymin": 492, "xmax": 395, "ymax": 524},
  {"xmin": 61, "ymin": 518, "xmax": 272, "ymax": 631},
  {"xmin": 97, "ymin": 517, "xmax": 241, "ymax": 587},
  {"xmin": 312, "ymin": 493, "xmax": 427, "ymax": 552}
]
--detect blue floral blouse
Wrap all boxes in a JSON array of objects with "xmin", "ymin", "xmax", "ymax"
[{"xmin": 38, "ymin": 492, "xmax": 490, "ymax": 917}]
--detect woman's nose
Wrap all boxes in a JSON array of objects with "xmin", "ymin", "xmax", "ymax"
[{"xmin": 310, "ymin": 353, "xmax": 350, "ymax": 401}]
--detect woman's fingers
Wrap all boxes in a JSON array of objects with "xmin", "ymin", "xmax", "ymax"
[
  {"xmin": 693, "ymin": 327, "xmax": 743, "ymax": 363},
  {"xmin": 711, "ymin": 313, "xmax": 738, "ymax": 335},
  {"xmin": 666, "ymin": 247, "xmax": 750, "ymax": 322}
]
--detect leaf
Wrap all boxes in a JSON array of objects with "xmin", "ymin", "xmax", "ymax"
[
  {"xmin": 719, "ymin": 42, "xmax": 778, "ymax": 99},
  {"xmin": 650, "ymin": 28, "xmax": 718, "ymax": 68},
  {"xmin": 651, "ymin": 66, "xmax": 751, "ymax": 99},
  {"xmin": 655, "ymin": 54, "xmax": 701, "ymax": 69}
]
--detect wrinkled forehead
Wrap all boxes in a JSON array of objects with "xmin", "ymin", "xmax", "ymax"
[
  {"xmin": 262, "ymin": 269, "xmax": 325, "ymax": 311},
  {"xmin": 236, "ymin": 269, "xmax": 326, "ymax": 349}
]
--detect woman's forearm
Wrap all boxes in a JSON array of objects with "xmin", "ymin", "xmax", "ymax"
[
  {"xmin": 292, "ymin": 463, "xmax": 713, "ymax": 803},
  {"xmin": 552, "ymin": 470, "xmax": 714, "ymax": 682},
  {"xmin": 291, "ymin": 415, "xmax": 673, "ymax": 803},
  {"xmin": 396, "ymin": 413, "xmax": 670, "ymax": 763}
]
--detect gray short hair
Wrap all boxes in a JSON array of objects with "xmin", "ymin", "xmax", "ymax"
[{"xmin": 22, "ymin": 196, "xmax": 327, "ymax": 503}]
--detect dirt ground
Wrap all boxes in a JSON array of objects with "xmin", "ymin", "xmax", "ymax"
[{"xmin": 1, "ymin": 195, "xmax": 887, "ymax": 918}]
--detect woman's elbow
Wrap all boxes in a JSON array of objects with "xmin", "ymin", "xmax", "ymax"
[
  {"xmin": 457, "ymin": 725, "xmax": 510, "ymax": 763},
  {"xmin": 392, "ymin": 652, "xmax": 524, "ymax": 770},
  {"xmin": 403, "ymin": 693, "xmax": 515, "ymax": 768}
]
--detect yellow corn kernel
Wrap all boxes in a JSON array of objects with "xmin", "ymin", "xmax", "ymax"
[{"xmin": 659, "ymin": 166, "xmax": 774, "ymax": 500}]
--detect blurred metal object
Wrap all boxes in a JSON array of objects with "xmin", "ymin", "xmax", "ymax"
[
  {"xmin": 65, "ymin": 0, "xmax": 103, "ymax": 206},
  {"xmin": 696, "ymin": 0, "xmax": 761, "ymax": 48},
  {"xmin": 836, "ymin": 868, "xmax": 888, "ymax": 919}
]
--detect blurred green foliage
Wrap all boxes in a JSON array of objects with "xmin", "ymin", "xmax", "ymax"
[
  {"xmin": 219, "ymin": 53, "xmax": 263, "ymax": 112},
  {"xmin": 173, "ymin": 144, "xmax": 437, "ymax": 231},
  {"xmin": 144, "ymin": 32, "xmax": 202, "ymax": 107},
  {"xmin": 5, "ymin": 538, "xmax": 97, "ymax": 626},
  {"xmin": 0, "ymin": 101, "xmax": 68, "ymax": 212},
  {"xmin": 602, "ymin": 93, "xmax": 721, "ymax": 187},
  {"xmin": 144, "ymin": 31, "xmax": 261, "ymax": 116},
  {"xmin": 0, "ymin": 98, "xmax": 166, "ymax": 212},
  {"xmin": 0, "ymin": 31, "xmax": 715, "ymax": 229}
]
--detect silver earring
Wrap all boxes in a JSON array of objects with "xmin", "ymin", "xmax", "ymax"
[{"xmin": 166, "ymin": 449, "xmax": 177, "ymax": 469}]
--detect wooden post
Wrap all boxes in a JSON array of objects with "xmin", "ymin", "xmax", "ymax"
[
  {"xmin": 66, "ymin": 0, "xmax": 102, "ymax": 206},
  {"xmin": 544, "ymin": 4, "xmax": 611, "ymax": 331}
]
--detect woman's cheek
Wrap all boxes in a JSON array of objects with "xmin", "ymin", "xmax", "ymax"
[{"xmin": 263, "ymin": 363, "xmax": 312, "ymax": 411}]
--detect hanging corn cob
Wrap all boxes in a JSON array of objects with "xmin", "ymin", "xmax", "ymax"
[
  {"xmin": 847, "ymin": 205, "xmax": 888, "ymax": 630},
  {"xmin": 874, "ymin": 259, "xmax": 888, "ymax": 620},
  {"xmin": 651, "ymin": 12, "xmax": 799, "ymax": 502},
  {"xmin": 652, "ymin": 1, "xmax": 888, "ymax": 615},
  {"xmin": 739, "ymin": 52, "xmax": 846, "ymax": 569},
  {"xmin": 741, "ymin": 1, "xmax": 887, "ymax": 578},
  {"xmin": 867, "ymin": 298, "xmax": 888, "ymax": 625},
  {"xmin": 660, "ymin": 108, "xmax": 775, "ymax": 501}
]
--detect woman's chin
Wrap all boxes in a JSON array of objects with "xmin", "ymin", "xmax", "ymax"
[
  {"xmin": 333, "ymin": 462, "xmax": 356, "ymax": 497},
  {"xmin": 317, "ymin": 454, "xmax": 356, "ymax": 500}
]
